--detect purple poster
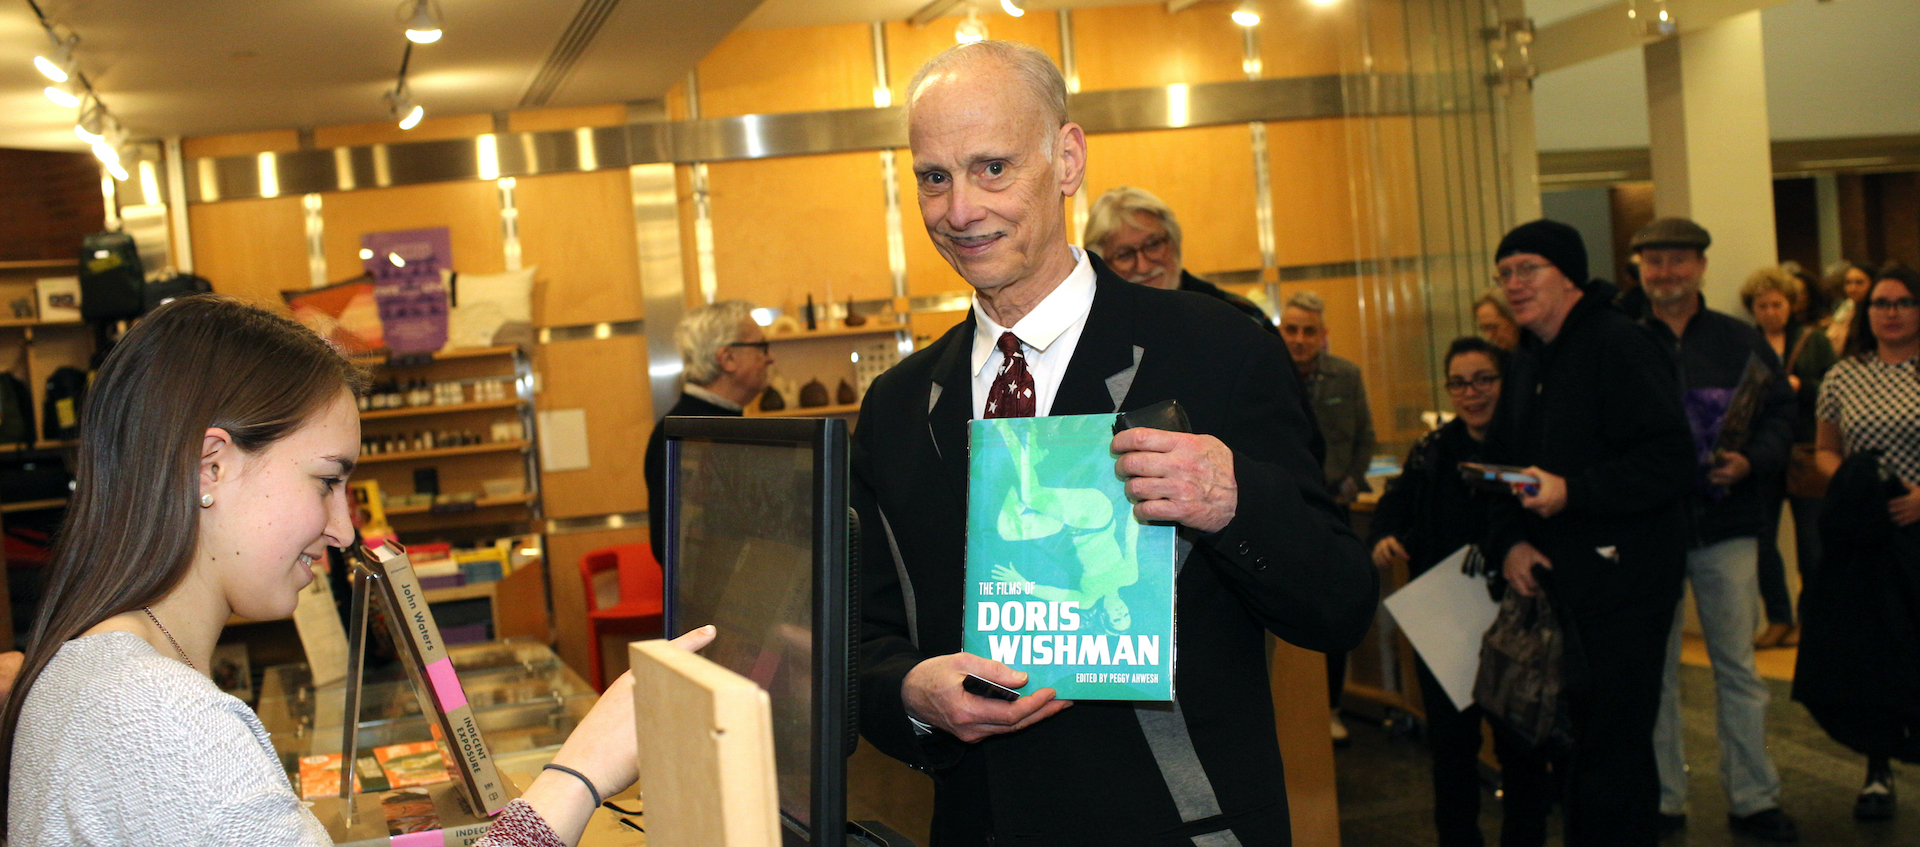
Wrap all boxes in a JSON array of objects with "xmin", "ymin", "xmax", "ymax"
[{"xmin": 361, "ymin": 228, "xmax": 451, "ymax": 355}]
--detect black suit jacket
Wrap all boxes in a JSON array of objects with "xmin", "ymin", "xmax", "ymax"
[
  {"xmin": 643, "ymin": 391, "xmax": 741, "ymax": 559},
  {"xmin": 853, "ymin": 256, "xmax": 1377, "ymax": 846}
]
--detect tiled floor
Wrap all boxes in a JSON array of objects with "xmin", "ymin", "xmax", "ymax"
[{"xmin": 1335, "ymin": 640, "xmax": 1916, "ymax": 846}]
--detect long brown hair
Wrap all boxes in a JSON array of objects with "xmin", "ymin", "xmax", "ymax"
[{"xmin": 0, "ymin": 295, "xmax": 365, "ymax": 830}]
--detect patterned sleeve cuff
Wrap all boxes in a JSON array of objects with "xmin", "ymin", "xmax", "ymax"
[{"xmin": 474, "ymin": 798, "xmax": 567, "ymax": 847}]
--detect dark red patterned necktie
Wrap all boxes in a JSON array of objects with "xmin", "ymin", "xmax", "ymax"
[{"xmin": 985, "ymin": 331, "xmax": 1036, "ymax": 419}]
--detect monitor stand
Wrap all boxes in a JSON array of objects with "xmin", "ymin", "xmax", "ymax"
[{"xmin": 849, "ymin": 819, "xmax": 916, "ymax": 847}]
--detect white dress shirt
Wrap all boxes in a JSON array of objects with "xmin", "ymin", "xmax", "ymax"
[
  {"xmin": 682, "ymin": 382, "xmax": 743, "ymax": 412},
  {"xmin": 969, "ymin": 247, "xmax": 1097, "ymax": 419}
]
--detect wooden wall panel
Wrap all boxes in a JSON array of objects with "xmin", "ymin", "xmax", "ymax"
[
  {"xmin": 507, "ymin": 104, "xmax": 627, "ymax": 133},
  {"xmin": 1367, "ymin": 116, "xmax": 1425, "ymax": 260},
  {"xmin": 543, "ymin": 524, "xmax": 650, "ymax": 684},
  {"xmin": 312, "ymin": 113, "xmax": 495, "ymax": 149},
  {"xmin": 1365, "ymin": 0, "xmax": 1412, "ymax": 75},
  {"xmin": 883, "ymin": 14, "xmax": 1062, "ymax": 106},
  {"xmin": 696, "ymin": 24, "xmax": 873, "ymax": 118},
  {"xmin": 909, "ymin": 308, "xmax": 968, "ymax": 350},
  {"xmin": 1271, "ymin": 639, "xmax": 1339, "ymax": 847},
  {"xmin": 1268, "ymin": 118, "xmax": 1362, "ymax": 268},
  {"xmin": 187, "ymin": 196, "xmax": 309, "ymax": 308},
  {"xmin": 1257, "ymin": 2, "xmax": 1353, "ymax": 79},
  {"xmin": 534, "ymin": 334, "xmax": 653, "ymax": 519},
  {"xmin": 318, "ymin": 181, "xmax": 504, "ymax": 282},
  {"xmin": 181, "ymin": 129, "xmax": 301, "ymax": 160},
  {"xmin": 1278, "ymin": 275, "xmax": 1398, "ymax": 450},
  {"xmin": 705, "ymin": 152, "xmax": 892, "ymax": 311},
  {"xmin": 514, "ymin": 170, "xmax": 643, "ymax": 326},
  {"xmin": 1072, "ymin": 4, "xmax": 1245, "ymax": 91},
  {"xmin": 0, "ymin": 149, "xmax": 106, "ymax": 262},
  {"xmin": 1084, "ymin": 125, "xmax": 1263, "ymax": 274}
]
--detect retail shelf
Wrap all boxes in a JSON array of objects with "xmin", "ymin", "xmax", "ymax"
[
  {"xmin": 358, "ymin": 440, "xmax": 528, "ymax": 464},
  {"xmin": 0, "ymin": 439, "xmax": 76, "ymax": 453},
  {"xmin": 387, "ymin": 493, "xmax": 536, "ymax": 516},
  {"xmin": 423, "ymin": 581, "xmax": 499, "ymax": 604},
  {"xmin": 361, "ymin": 398, "xmax": 523, "ymax": 420},
  {"xmin": 0, "ymin": 497, "xmax": 68, "ymax": 514},
  {"xmin": 750, "ymin": 402, "xmax": 861, "ymax": 418},
  {"xmin": 765, "ymin": 322, "xmax": 906, "ymax": 341},
  {"xmin": 351, "ymin": 345, "xmax": 520, "ymax": 367}
]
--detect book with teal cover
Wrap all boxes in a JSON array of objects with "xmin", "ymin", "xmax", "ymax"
[{"xmin": 965, "ymin": 413, "xmax": 1176, "ymax": 701}]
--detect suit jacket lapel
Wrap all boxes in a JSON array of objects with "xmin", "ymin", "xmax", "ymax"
[
  {"xmin": 927, "ymin": 316, "xmax": 974, "ymax": 493},
  {"xmin": 1054, "ymin": 269, "xmax": 1144, "ymax": 416}
]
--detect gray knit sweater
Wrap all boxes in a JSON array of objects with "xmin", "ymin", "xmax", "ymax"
[
  {"xmin": 9, "ymin": 632, "xmax": 562, "ymax": 846},
  {"xmin": 10, "ymin": 632, "xmax": 333, "ymax": 845}
]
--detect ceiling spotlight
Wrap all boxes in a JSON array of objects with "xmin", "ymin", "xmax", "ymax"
[
  {"xmin": 386, "ymin": 86, "xmax": 424, "ymax": 130},
  {"xmin": 74, "ymin": 101, "xmax": 106, "ymax": 144},
  {"xmin": 44, "ymin": 81, "xmax": 80, "ymax": 109},
  {"xmin": 955, "ymin": 8, "xmax": 989, "ymax": 43},
  {"xmin": 401, "ymin": 0, "xmax": 443, "ymax": 44},
  {"xmin": 91, "ymin": 131, "xmax": 129, "ymax": 182},
  {"xmin": 1232, "ymin": 1, "xmax": 1261, "ymax": 26},
  {"xmin": 1001, "ymin": 0, "xmax": 1025, "ymax": 16},
  {"xmin": 33, "ymin": 37, "xmax": 75, "ymax": 83}
]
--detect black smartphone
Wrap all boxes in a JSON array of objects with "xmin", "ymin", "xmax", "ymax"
[{"xmin": 962, "ymin": 673, "xmax": 1021, "ymax": 701}]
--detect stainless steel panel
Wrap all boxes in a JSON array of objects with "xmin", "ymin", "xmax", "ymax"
[
  {"xmin": 188, "ymin": 74, "xmax": 1433, "ymax": 203},
  {"xmin": 634, "ymin": 162, "xmax": 690, "ymax": 425}
]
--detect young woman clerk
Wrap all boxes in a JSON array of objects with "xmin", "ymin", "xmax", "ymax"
[{"xmin": 0, "ymin": 296, "xmax": 712, "ymax": 846}]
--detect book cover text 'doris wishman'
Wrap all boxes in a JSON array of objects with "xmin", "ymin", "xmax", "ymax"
[{"xmin": 964, "ymin": 413, "xmax": 1175, "ymax": 701}]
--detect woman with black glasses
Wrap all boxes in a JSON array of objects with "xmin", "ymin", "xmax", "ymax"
[
  {"xmin": 1372, "ymin": 336, "xmax": 1549, "ymax": 847},
  {"xmin": 1800, "ymin": 265, "xmax": 1920, "ymax": 822}
]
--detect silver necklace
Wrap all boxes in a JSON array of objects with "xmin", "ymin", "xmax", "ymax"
[{"xmin": 140, "ymin": 606, "xmax": 195, "ymax": 670}]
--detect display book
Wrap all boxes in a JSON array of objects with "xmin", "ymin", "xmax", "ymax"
[
  {"xmin": 963, "ymin": 410, "xmax": 1178, "ymax": 701},
  {"xmin": 304, "ymin": 537, "xmax": 517, "ymax": 846}
]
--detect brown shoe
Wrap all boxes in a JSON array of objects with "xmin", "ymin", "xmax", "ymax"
[{"xmin": 1755, "ymin": 622, "xmax": 1793, "ymax": 649}]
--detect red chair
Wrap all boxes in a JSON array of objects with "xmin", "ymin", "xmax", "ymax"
[{"xmin": 579, "ymin": 543, "xmax": 666, "ymax": 691}]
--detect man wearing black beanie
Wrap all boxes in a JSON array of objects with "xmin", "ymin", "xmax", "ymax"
[{"xmin": 1478, "ymin": 219, "xmax": 1697, "ymax": 847}]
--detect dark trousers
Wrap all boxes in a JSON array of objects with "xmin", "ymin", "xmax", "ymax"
[
  {"xmin": 1559, "ymin": 598, "xmax": 1677, "ymax": 847},
  {"xmin": 1417, "ymin": 661, "xmax": 1551, "ymax": 847},
  {"xmin": 1755, "ymin": 481, "xmax": 1824, "ymax": 626}
]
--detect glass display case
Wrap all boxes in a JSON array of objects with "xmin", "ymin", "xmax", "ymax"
[{"xmin": 255, "ymin": 637, "xmax": 595, "ymax": 794}]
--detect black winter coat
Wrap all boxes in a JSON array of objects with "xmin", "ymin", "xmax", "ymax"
[
  {"xmin": 1793, "ymin": 449, "xmax": 1920, "ymax": 762},
  {"xmin": 1483, "ymin": 285, "xmax": 1696, "ymax": 617}
]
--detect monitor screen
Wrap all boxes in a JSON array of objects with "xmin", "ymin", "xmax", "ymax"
[{"xmin": 662, "ymin": 416, "xmax": 850, "ymax": 847}]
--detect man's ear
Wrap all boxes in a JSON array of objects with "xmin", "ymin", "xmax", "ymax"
[
  {"xmin": 1056, "ymin": 122, "xmax": 1087, "ymax": 198},
  {"xmin": 200, "ymin": 427, "xmax": 236, "ymax": 498}
]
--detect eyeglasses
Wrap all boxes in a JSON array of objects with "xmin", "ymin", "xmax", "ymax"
[
  {"xmin": 1444, "ymin": 374, "xmax": 1501, "ymax": 395},
  {"xmin": 1867, "ymin": 297, "xmax": 1919, "ymax": 312},
  {"xmin": 1106, "ymin": 234, "xmax": 1172, "ymax": 267},
  {"xmin": 1493, "ymin": 263, "xmax": 1549, "ymax": 285},
  {"xmin": 726, "ymin": 340, "xmax": 771, "ymax": 353}
]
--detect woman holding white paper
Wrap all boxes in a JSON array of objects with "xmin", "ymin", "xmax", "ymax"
[
  {"xmin": 1371, "ymin": 336, "xmax": 1549, "ymax": 847},
  {"xmin": 0, "ymin": 295, "xmax": 712, "ymax": 847}
]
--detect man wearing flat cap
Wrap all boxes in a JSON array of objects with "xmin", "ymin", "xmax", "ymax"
[
  {"xmin": 1632, "ymin": 217, "xmax": 1801, "ymax": 842},
  {"xmin": 1479, "ymin": 219, "xmax": 1696, "ymax": 846}
]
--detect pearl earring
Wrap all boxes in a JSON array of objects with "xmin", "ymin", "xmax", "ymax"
[{"xmin": 200, "ymin": 493, "xmax": 213, "ymax": 508}]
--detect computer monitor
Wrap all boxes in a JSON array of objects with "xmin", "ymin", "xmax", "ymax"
[{"xmin": 661, "ymin": 416, "xmax": 853, "ymax": 847}]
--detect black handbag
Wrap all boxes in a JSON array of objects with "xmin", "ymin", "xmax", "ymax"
[{"xmin": 1473, "ymin": 586, "xmax": 1575, "ymax": 752}]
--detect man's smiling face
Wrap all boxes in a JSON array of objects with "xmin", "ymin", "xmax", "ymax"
[{"xmin": 909, "ymin": 60, "xmax": 1081, "ymax": 299}]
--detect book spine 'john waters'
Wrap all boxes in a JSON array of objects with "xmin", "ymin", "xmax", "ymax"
[{"xmin": 363, "ymin": 539, "xmax": 513, "ymax": 816}]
